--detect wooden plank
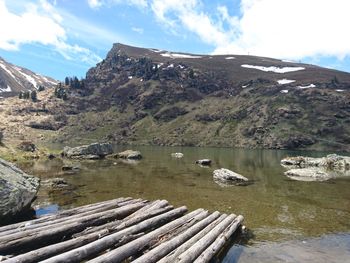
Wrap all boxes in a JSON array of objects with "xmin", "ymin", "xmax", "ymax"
[
  {"xmin": 176, "ymin": 214, "xmax": 237, "ymax": 263},
  {"xmin": 194, "ymin": 215, "xmax": 244, "ymax": 263},
  {"xmin": 0, "ymin": 201, "xmax": 146, "ymax": 254},
  {"xmin": 3, "ymin": 201, "xmax": 173, "ymax": 263},
  {"xmin": 87, "ymin": 209, "xmax": 207, "ymax": 263},
  {"xmin": 133, "ymin": 211, "xmax": 221, "ymax": 263},
  {"xmin": 157, "ymin": 214, "xmax": 227, "ymax": 263},
  {"xmin": 39, "ymin": 206, "xmax": 188, "ymax": 263}
]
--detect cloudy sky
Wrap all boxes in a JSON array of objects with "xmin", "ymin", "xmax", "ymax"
[{"xmin": 0, "ymin": 0, "xmax": 350, "ymax": 80}]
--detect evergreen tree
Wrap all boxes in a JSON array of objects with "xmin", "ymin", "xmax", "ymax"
[
  {"xmin": 31, "ymin": 90, "xmax": 37, "ymax": 101},
  {"xmin": 18, "ymin": 92, "xmax": 23, "ymax": 99},
  {"xmin": 65, "ymin": 77, "xmax": 70, "ymax": 86}
]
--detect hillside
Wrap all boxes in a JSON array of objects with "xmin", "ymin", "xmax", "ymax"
[
  {"xmin": 0, "ymin": 57, "xmax": 57, "ymax": 97},
  {"xmin": 1, "ymin": 43, "xmax": 350, "ymax": 152}
]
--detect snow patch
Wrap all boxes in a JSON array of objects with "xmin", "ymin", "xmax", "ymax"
[
  {"xmin": 16, "ymin": 70, "xmax": 38, "ymax": 88},
  {"xmin": 298, "ymin": 84, "xmax": 316, "ymax": 89},
  {"xmin": 0, "ymin": 62, "xmax": 17, "ymax": 80},
  {"xmin": 277, "ymin": 79, "xmax": 295, "ymax": 85},
  {"xmin": 280, "ymin": 90, "xmax": 289, "ymax": 93},
  {"xmin": 161, "ymin": 53, "xmax": 202, "ymax": 59},
  {"xmin": 157, "ymin": 63, "xmax": 164, "ymax": 69},
  {"xmin": 241, "ymin": 64, "xmax": 305, "ymax": 73},
  {"xmin": 128, "ymin": 76, "xmax": 133, "ymax": 79},
  {"xmin": 241, "ymin": 85, "xmax": 248, "ymax": 88},
  {"xmin": 178, "ymin": 65, "xmax": 185, "ymax": 69},
  {"xmin": 167, "ymin": 64, "xmax": 174, "ymax": 68},
  {"xmin": 150, "ymin": 49, "xmax": 163, "ymax": 53},
  {"xmin": 336, "ymin": 89, "xmax": 344, "ymax": 92},
  {"xmin": 225, "ymin": 57, "xmax": 235, "ymax": 60},
  {"xmin": 0, "ymin": 85, "xmax": 12, "ymax": 93}
]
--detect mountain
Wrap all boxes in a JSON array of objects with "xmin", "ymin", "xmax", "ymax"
[
  {"xmin": 2, "ymin": 43, "xmax": 350, "ymax": 151},
  {"xmin": 0, "ymin": 57, "xmax": 57, "ymax": 97}
]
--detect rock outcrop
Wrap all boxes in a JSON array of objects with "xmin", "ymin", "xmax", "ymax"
[
  {"xmin": 213, "ymin": 168, "xmax": 249, "ymax": 186},
  {"xmin": 63, "ymin": 143, "xmax": 113, "ymax": 159},
  {"xmin": 281, "ymin": 154, "xmax": 350, "ymax": 181},
  {"xmin": 171, "ymin": 153, "xmax": 184, "ymax": 158},
  {"xmin": 114, "ymin": 150, "xmax": 142, "ymax": 160},
  {"xmin": 0, "ymin": 158, "xmax": 40, "ymax": 222}
]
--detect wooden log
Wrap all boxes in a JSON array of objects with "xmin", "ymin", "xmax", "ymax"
[
  {"xmin": 0, "ymin": 202, "xmax": 146, "ymax": 254},
  {"xmin": 72, "ymin": 200, "xmax": 170, "ymax": 238},
  {"xmin": 0, "ymin": 198, "xmax": 141, "ymax": 236},
  {"xmin": 176, "ymin": 214, "xmax": 236, "ymax": 263},
  {"xmin": 157, "ymin": 213, "xmax": 227, "ymax": 263},
  {"xmin": 0, "ymin": 197, "xmax": 131, "ymax": 234},
  {"xmin": 194, "ymin": 215, "xmax": 244, "ymax": 263},
  {"xmin": 39, "ymin": 206, "xmax": 188, "ymax": 263},
  {"xmin": 87, "ymin": 209, "xmax": 208, "ymax": 263},
  {"xmin": 132, "ymin": 211, "xmax": 221, "ymax": 263},
  {"xmin": 3, "ymin": 203, "xmax": 173, "ymax": 263}
]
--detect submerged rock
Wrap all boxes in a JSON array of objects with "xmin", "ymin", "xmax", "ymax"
[
  {"xmin": 0, "ymin": 158, "xmax": 40, "ymax": 222},
  {"xmin": 63, "ymin": 143, "xmax": 113, "ymax": 159},
  {"xmin": 213, "ymin": 168, "xmax": 249, "ymax": 186},
  {"xmin": 196, "ymin": 159, "xmax": 212, "ymax": 166},
  {"xmin": 171, "ymin": 152, "xmax": 184, "ymax": 158},
  {"xmin": 282, "ymin": 154, "xmax": 350, "ymax": 181},
  {"xmin": 114, "ymin": 150, "xmax": 142, "ymax": 160}
]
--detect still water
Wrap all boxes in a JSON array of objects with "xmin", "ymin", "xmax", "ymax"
[{"xmin": 21, "ymin": 146, "xmax": 350, "ymax": 262}]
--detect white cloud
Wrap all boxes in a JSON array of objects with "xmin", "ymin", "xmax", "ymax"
[
  {"xmin": 150, "ymin": 0, "xmax": 350, "ymax": 61},
  {"xmin": 0, "ymin": 0, "xmax": 101, "ymax": 65},
  {"xmin": 132, "ymin": 27, "xmax": 144, "ymax": 34},
  {"xmin": 87, "ymin": 0, "xmax": 147, "ymax": 9}
]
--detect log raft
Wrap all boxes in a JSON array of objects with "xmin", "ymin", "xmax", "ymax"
[{"xmin": 0, "ymin": 198, "xmax": 244, "ymax": 263}]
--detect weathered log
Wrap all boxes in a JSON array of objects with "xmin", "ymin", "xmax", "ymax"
[
  {"xmin": 194, "ymin": 215, "xmax": 244, "ymax": 263},
  {"xmin": 133, "ymin": 211, "xmax": 221, "ymax": 263},
  {"xmin": 3, "ymin": 202, "xmax": 173, "ymax": 263},
  {"xmin": 0, "ymin": 202, "xmax": 146, "ymax": 254},
  {"xmin": 39, "ymin": 206, "xmax": 188, "ymax": 263},
  {"xmin": 157, "ymin": 214, "xmax": 227, "ymax": 263},
  {"xmin": 176, "ymin": 214, "xmax": 236, "ymax": 263},
  {"xmin": 88, "ymin": 209, "xmax": 207, "ymax": 263},
  {"xmin": 72, "ymin": 200, "xmax": 170, "ymax": 238},
  {"xmin": 0, "ymin": 197, "xmax": 131, "ymax": 234}
]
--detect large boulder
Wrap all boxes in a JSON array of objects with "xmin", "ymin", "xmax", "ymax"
[
  {"xmin": 281, "ymin": 154, "xmax": 350, "ymax": 170},
  {"xmin": 196, "ymin": 159, "xmax": 212, "ymax": 166},
  {"xmin": 213, "ymin": 168, "xmax": 249, "ymax": 186},
  {"xmin": 281, "ymin": 154, "xmax": 350, "ymax": 181},
  {"xmin": 114, "ymin": 150, "xmax": 142, "ymax": 160},
  {"xmin": 0, "ymin": 159, "xmax": 40, "ymax": 222},
  {"xmin": 63, "ymin": 143, "xmax": 113, "ymax": 159}
]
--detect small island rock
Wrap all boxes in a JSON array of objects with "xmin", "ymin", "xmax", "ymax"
[
  {"xmin": 114, "ymin": 150, "xmax": 142, "ymax": 160},
  {"xmin": 213, "ymin": 168, "xmax": 248, "ymax": 183},
  {"xmin": 63, "ymin": 143, "xmax": 113, "ymax": 159},
  {"xmin": 171, "ymin": 152, "xmax": 184, "ymax": 158},
  {"xmin": 196, "ymin": 159, "xmax": 212, "ymax": 166}
]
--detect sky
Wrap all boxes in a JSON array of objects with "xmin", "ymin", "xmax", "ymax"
[{"xmin": 0, "ymin": 0, "xmax": 350, "ymax": 80}]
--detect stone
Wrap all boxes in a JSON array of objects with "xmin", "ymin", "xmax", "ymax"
[
  {"xmin": 0, "ymin": 158, "xmax": 40, "ymax": 221},
  {"xmin": 48, "ymin": 153, "xmax": 56, "ymax": 160},
  {"xmin": 62, "ymin": 165, "xmax": 80, "ymax": 172},
  {"xmin": 63, "ymin": 143, "xmax": 113, "ymax": 159},
  {"xmin": 196, "ymin": 159, "xmax": 212, "ymax": 166},
  {"xmin": 41, "ymin": 178, "xmax": 69, "ymax": 189},
  {"xmin": 213, "ymin": 168, "xmax": 249, "ymax": 185},
  {"xmin": 284, "ymin": 168, "xmax": 334, "ymax": 182},
  {"xmin": 17, "ymin": 141, "xmax": 36, "ymax": 152},
  {"xmin": 171, "ymin": 152, "xmax": 184, "ymax": 158},
  {"xmin": 114, "ymin": 150, "xmax": 142, "ymax": 160}
]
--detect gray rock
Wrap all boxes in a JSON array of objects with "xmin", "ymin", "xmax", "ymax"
[
  {"xmin": 284, "ymin": 168, "xmax": 341, "ymax": 182},
  {"xmin": 196, "ymin": 159, "xmax": 212, "ymax": 166},
  {"xmin": 0, "ymin": 158, "xmax": 40, "ymax": 220},
  {"xmin": 281, "ymin": 154, "xmax": 350, "ymax": 170},
  {"xmin": 213, "ymin": 168, "xmax": 249, "ymax": 185},
  {"xmin": 63, "ymin": 143, "xmax": 113, "ymax": 159},
  {"xmin": 171, "ymin": 152, "xmax": 184, "ymax": 158},
  {"xmin": 114, "ymin": 150, "xmax": 142, "ymax": 160},
  {"xmin": 41, "ymin": 178, "xmax": 69, "ymax": 189}
]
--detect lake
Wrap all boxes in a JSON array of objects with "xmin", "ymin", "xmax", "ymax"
[{"xmin": 20, "ymin": 145, "xmax": 350, "ymax": 262}]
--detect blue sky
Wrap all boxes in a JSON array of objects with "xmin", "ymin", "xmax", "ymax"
[{"xmin": 0, "ymin": 0, "xmax": 350, "ymax": 80}]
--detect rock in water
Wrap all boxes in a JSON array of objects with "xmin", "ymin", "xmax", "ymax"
[
  {"xmin": 284, "ymin": 168, "xmax": 333, "ymax": 182},
  {"xmin": 213, "ymin": 168, "xmax": 248, "ymax": 185},
  {"xmin": 0, "ymin": 158, "xmax": 40, "ymax": 221},
  {"xmin": 63, "ymin": 143, "xmax": 113, "ymax": 159},
  {"xmin": 196, "ymin": 159, "xmax": 212, "ymax": 166},
  {"xmin": 114, "ymin": 150, "xmax": 142, "ymax": 160},
  {"xmin": 171, "ymin": 153, "xmax": 184, "ymax": 158}
]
